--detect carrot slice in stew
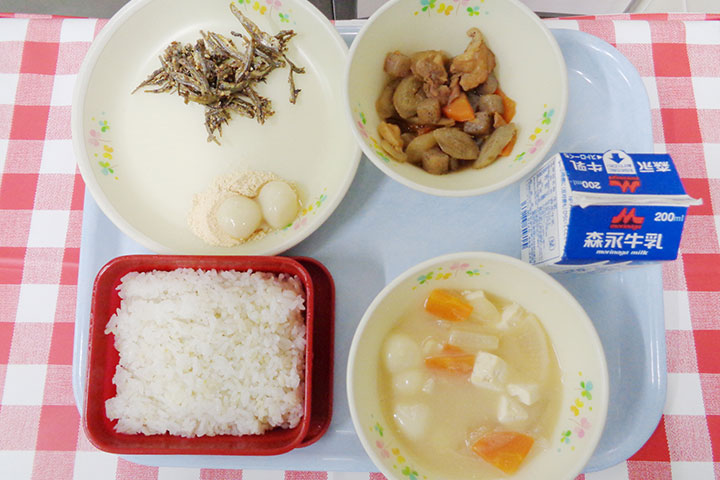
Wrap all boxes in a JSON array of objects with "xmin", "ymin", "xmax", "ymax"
[
  {"xmin": 424, "ymin": 353, "xmax": 476, "ymax": 374},
  {"xmin": 495, "ymin": 88, "xmax": 516, "ymax": 124},
  {"xmin": 499, "ymin": 131, "xmax": 517, "ymax": 157},
  {"xmin": 414, "ymin": 125, "xmax": 435, "ymax": 136},
  {"xmin": 471, "ymin": 431, "xmax": 535, "ymax": 474},
  {"xmin": 442, "ymin": 93, "xmax": 476, "ymax": 122},
  {"xmin": 424, "ymin": 289, "xmax": 473, "ymax": 321}
]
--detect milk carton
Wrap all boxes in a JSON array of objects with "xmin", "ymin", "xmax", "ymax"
[{"xmin": 520, "ymin": 150, "xmax": 700, "ymax": 273}]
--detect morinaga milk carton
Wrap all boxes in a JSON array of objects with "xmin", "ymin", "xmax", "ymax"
[{"xmin": 520, "ymin": 150, "xmax": 700, "ymax": 273}]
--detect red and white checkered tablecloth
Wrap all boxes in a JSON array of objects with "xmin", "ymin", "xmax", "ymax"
[{"xmin": 0, "ymin": 10, "xmax": 718, "ymax": 480}]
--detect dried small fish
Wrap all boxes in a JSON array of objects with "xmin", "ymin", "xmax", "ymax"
[{"xmin": 133, "ymin": 3, "xmax": 304, "ymax": 144}]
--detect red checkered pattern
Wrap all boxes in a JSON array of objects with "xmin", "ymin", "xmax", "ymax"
[{"xmin": 0, "ymin": 11, "xmax": 718, "ymax": 480}]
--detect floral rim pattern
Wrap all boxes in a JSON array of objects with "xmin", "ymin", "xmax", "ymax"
[
  {"xmin": 412, "ymin": 262, "xmax": 488, "ymax": 289},
  {"xmin": 235, "ymin": 0, "xmax": 296, "ymax": 24},
  {"xmin": 89, "ymin": 113, "xmax": 117, "ymax": 180},
  {"xmin": 414, "ymin": 0, "xmax": 488, "ymax": 17},
  {"xmin": 354, "ymin": 109, "xmax": 392, "ymax": 163},
  {"xmin": 280, "ymin": 188, "xmax": 328, "ymax": 232},
  {"xmin": 370, "ymin": 416, "xmax": 428, "ymax": 480},
  {"xmin": 558, "ymin": 371, "xmax": 595, "ymax": 452},
  {"xmin": 513, "ymin": 105, "xmax": 555, "ymax": 166}
]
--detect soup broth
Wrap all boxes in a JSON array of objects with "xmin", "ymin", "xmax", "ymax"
[{"xmin": 378, "ymin": 289, "xmax": 561, "ymax": 478}]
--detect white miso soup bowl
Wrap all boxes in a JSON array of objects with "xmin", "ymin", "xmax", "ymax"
[
  {"xmin": 347, "ymin": 252, "xmax": 608, "ymax": 480},
  {"xmin": 345, "ymin": 0, "xmax": 568, "ymax": 196}
]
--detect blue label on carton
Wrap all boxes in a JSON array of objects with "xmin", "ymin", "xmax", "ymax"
[
  {"xmin": 560, "ymin": 151, "xmax": 686, "ymax": 196},
  {"xmin": 560, "ymin": 205, "xmax": 687, "ymax": 264},
  {"xmin": 520, "ymin": 151, "xmax": 698, "ymax": 272}
]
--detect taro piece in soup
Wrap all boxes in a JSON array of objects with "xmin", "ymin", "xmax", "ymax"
[{"xmin": 378, "ymin": 288, "xmax": 561, "ymax": 477}]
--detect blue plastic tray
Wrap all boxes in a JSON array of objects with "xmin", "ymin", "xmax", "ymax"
[{"xmin": 72, "ymin": 27, "xmax": 666, "ymax": 473}]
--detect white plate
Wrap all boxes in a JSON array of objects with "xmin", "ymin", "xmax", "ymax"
[
  {"xmin": 73, "ymin": 27, "xmax": 665, "ymax": 473},
  {"xmin": 72, "ymin": 0, "xmax": 360, "ymax": 255}
]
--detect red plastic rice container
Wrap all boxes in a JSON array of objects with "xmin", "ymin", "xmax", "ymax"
[{"xmin": 84, "ymin": 255, "xmax": 315, "ymax": 455}]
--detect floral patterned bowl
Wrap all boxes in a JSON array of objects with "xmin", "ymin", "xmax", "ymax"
[
  {"xmin": 345, "ymin": 0, "xmax": 568, "ymax": 196},
  {"xmin": 347, "ymin": 252, "xmax": 608, "ymax": 480},
  {"xmin": 72, "ymin": 0, "xmax": 360, "ymax": 255}
]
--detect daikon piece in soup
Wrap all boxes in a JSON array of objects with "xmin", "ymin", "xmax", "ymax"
[{"xmin": 378, "ymin": 288, "xmax": 562, "ymax": 478}]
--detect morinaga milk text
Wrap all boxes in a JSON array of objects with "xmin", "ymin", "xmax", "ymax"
[{"xmin": 520, "ymin": 150, "xmax": 700, "ymax": 273}]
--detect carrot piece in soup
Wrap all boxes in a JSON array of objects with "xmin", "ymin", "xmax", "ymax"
[
  {"xmin": 495, "ymin": 88, "xmax": 516, "ymax": 124},
  {"xmin": 424, "ymin": 353, "xmax": 476, "ymax": 374},
  {"xmin": 424, "ymin": 289, "xmax": 474, "ymax": 321},
  {"xmin": 441, "ymin": 343, "xmax": 465, "ymax": 354},
  {"xmin": 471, "ymin": 431, "xmax": 535, "ymax": 474},
  {"xmin": 442, "ymin": 93, "xmax": 476, "ymax": 122}
]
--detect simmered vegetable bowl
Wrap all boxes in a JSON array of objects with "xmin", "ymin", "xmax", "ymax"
[{"xmin": 375, "ymin": 28, "xmax": 517, "ymax": 175}]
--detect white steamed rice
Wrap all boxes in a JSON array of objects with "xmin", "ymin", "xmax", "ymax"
[{"xmin": 104, "ymin": 268, "xmax": 306, "ymax": 437}]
